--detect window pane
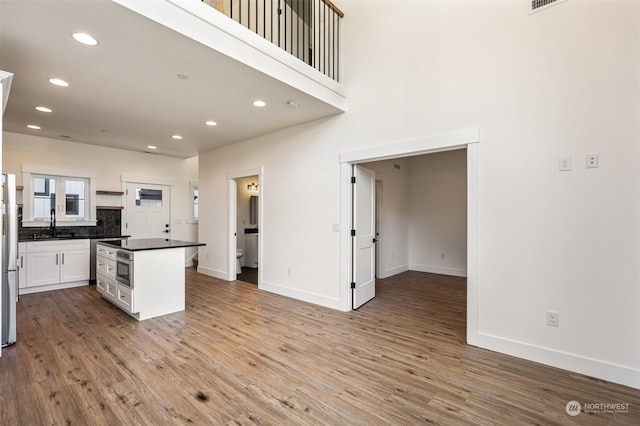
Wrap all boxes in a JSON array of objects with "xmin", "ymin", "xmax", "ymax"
[
  {"xmin": 136, "ymin": 188, "xmax": 162, "ymax": 207},
  {"xmin": 33, "ymin": 177, "xmax": 56, "ymax": 219},
  {"xmin": 65, "ymin": 179, "xmax": 86, "ymax": 218}
]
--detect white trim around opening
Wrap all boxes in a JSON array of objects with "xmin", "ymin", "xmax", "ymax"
[{"xmin": 339, "ymin": 128, "xmax": 480, "ymax": 347}]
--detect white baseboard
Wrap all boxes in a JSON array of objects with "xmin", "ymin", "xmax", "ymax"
[
  {"xmin": 410, "ymin": 263, "xmax": 467, "ymax": 277},
  {"xmin": 19, "ymin": 280, "xmax": 89, "ymax": 295},
  {"xmin": 378, "ymin": 264, "xmax": 409, "ymax": 279},
  {"xmin": 476, "ymin": 332, "xmax": 640, "ymax": 390},
  {"xmin": 197, "ymin": 266, "xmax": 228, "ymax": 280},
  {"xmin": 260, "ymin": 280, "xmax": 342, "ymax": 311}
]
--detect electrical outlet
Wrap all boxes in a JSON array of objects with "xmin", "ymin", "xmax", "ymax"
[
  {"xmin": 586, "ymin": 153, "xmax": 599, "ymax": 169},
  {"xmin": 441, "ymin": 253, "xmax": 446, "ymax": 259},
  {"xmin": 546, "ymin": 310, "xmax": 559, "ymax": 327},
  {"xmin": 559, "ymin": 156, "xmax": 572, "ymax": 171}
]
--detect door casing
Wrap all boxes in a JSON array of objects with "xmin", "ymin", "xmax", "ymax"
[{"xmin": 339, "ymin": 128, "xmax": 479, "ymax": 346}]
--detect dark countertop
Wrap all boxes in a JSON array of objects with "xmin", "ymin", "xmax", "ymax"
[
  {"xmin": 97, "ymin": 238, "xmax": 205, "ymax": 252},
  {"xmin": 20, "ymin": 235, "xmax": 130, "ymax": 243}
]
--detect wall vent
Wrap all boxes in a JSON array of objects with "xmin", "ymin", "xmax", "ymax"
[{"xmin": 531, "ymin": 0, "xmax": 566, "ymax": 13}]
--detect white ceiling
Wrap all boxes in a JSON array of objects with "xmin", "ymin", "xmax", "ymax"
[{"xmin": 0, "ymin": 0, "xmax": 343, "ymax": 159}]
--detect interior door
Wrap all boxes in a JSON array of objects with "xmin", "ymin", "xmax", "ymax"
[
  {"xmin": 352, "ymin": 165, "xmax": 376, "ymax": 309},
  {"xmin": 125, "ymin": 183, "xmax": 171, "ymax": 239}
]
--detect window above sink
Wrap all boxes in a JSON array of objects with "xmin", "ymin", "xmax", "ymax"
[{"xmin": 21, "ymin": 165, "xmax": 97, "ymax": 227}]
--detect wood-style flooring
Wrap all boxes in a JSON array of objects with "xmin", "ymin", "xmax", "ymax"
[{"xmin": 1, "ymin": 270, "xmax": 638, "ymax": 425}]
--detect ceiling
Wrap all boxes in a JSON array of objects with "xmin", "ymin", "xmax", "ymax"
[{"xmin": 0, "ymin": 0, "xmax": 343, "ymax": 159}]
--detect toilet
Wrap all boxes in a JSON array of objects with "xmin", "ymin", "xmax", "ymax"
[{"xmin": 236, "ymin": 249, "xmax": 244, "ymax": 274}]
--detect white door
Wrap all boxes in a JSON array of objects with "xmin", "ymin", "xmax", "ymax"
[
  {"xmin": 125, "ymin": 183, "xmax": 171, "ymax": 239},
  {"xmin": 352, "ymin": 165, "xmax": 376, "ymax": 309}
]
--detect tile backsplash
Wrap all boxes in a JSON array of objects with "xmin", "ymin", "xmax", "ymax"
[{"xmin": 18, "ymin": 208, "xmax": 123, "ymax": 240}]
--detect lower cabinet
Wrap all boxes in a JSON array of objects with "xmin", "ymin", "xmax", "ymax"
[
  {"xmin": 18, "ymin": 242, "xmax": 26, "ymax": 289},
  {"xmin": 98, "ymin": 275, "xmax": 135, "ymax": 314},
  {"xmin": 96, "ymin": 242, "xmax": 136, "ymax": 315},
  {"xmin": 23, "ymin": 240, "xmax": 90, "ymax": 291},
  {"xmin": 116, "ymin": 285, "xmax": 134, "ymax": 313}
]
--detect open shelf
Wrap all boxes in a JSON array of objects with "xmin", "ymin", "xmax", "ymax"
[{"xmin": 96, "ymin": 190, "xmax": 124, "ymax": 196}]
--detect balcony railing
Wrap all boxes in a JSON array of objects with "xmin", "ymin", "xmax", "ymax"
[{"xmin": 203, "ymin": 0, "xmax": 343, "ymax": 82}]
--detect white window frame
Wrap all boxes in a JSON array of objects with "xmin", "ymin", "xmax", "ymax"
[{"xmin": 22, "ymin": 165, "xmax": 97, "ymax": 227}]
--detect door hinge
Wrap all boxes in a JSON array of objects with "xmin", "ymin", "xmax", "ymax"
[
  {"xmin": 351, "ymin": 177, "xmax": 356, "ymax": 184},
  {"xmin": 350, "ymin": 282, "xmax": 356, "ymax": 289},
  {"xmin": 350, "ymin": 229, "xmax": 356, "ymax": 237},
  {"xmin": 126, "ymin": 189, "xmax": 128, "ymax": 195},
  {"xmin": 125, "ymin": 223, "xmax": 128, "ymax": 229}
]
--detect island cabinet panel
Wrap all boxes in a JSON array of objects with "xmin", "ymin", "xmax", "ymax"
[{"xmin": 133, "ymin": 247, "xmax": 185, "ymax": 320}]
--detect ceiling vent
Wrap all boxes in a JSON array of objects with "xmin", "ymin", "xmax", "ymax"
[{"xmin": 531, "ymin": 0, "xmax": 566, "ymax": 13}]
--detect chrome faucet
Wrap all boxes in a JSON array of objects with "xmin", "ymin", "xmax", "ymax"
[{"xmin": 50, "ymin": 208, "xmax": 56, "ymax": 237}]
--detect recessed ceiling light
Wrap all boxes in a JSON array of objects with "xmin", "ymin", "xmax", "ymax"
[
  {"xmin": 172, "ymin": 135, "xmax": 183, "ymax": 140},
  {"xmin": 48, "ymin": 78, "xmax": 69, "ymax": 87},
  {"xmin": 147, "ymin": 145, "xmax": 157, "ymax": 149},
  {"xmin": 27, "ymin": 124, "xmax": 41, "ymax": 130},
  {"xmin": 72, "ymin": 32, "xmax": 98, "ymax": 46},
  {"xmin": 35, "ymin": 106, "xmax": 53, "ymax": 113},
  {"xmin": 205, "ymin": 120, "xmax": 217, "ymax": 126},
  {"xmin": 253, "ymin": 100, "xmax": 266, "ymax": 107}
]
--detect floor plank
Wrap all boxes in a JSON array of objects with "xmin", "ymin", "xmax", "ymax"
[{"xmin": 1, "ymin": 269, "xmax": 638, "ymax": 425}]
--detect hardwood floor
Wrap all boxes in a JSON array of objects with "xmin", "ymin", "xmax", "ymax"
[{"xmin": 1, "ymin": 270, "xmax": 638, "ymax": 425}]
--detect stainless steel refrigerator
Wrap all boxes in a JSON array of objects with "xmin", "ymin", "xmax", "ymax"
[{"xmin": 1, "ymin": 173, "xmax": 17, "ymax": 347}]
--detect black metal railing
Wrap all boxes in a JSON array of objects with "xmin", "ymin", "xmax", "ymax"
[{"xmin": 204, "ymin": 0, "xmax": 343, "ymax": 82}]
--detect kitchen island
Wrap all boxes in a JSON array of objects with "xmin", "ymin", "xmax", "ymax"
[{"xmin": 96, "ymin": 238, "xmax": 204, "ymax": 320}]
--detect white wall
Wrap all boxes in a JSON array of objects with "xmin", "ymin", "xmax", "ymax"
[
  {"xmin": 198, "ymin": 0, "xmax": 640, "ymax": 388},
  {"xmin": 409, "ymin": 149, "xmax": 466, "ymax": 277},
  {"xmin": 3, "ymin": 132, "xmax": 199, "ymax": 262}
]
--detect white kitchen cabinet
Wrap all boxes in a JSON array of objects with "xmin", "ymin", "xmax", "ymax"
[
  {"xmin": 18, "ymin": 242, "xmax": 26, "ymax": 289},
  {"xmin": 116, "ymin": 285, "xmax": 134, "ymax": 313},
  {"xmin": 26, "ymin": 251, "xmax": 60, "ymax": 287},
  {"xmin": 96, "ymin": 243, "xmax": 118, "ymax": 301},
  {"xmin": 59, "ymin": 249, "xmax": 91, "ymax": 283},
  {"xmin": 22, "ymin": 239, "xmax": 90, "ymax": 293}
]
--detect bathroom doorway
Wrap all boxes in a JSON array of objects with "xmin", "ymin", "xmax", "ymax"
[
  {"xmin": 227, "ymin": 167, "xmax": 263, "ymax": 285},
  {"xmin": 236, "ymin": 175, "xmax": 259, "ymax": 285}
]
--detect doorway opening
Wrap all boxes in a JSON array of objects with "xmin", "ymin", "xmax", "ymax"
[
  {"xmin": 226, "ymin": 167, "xmax": 263, "ymax": 286},
  {"xmin": 340, "ymin": 128, "xmax": 479, "ymax": 344},
  {"xmin": 236, "ymin": 175, "xmax": 259, "ymax": 285}
]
